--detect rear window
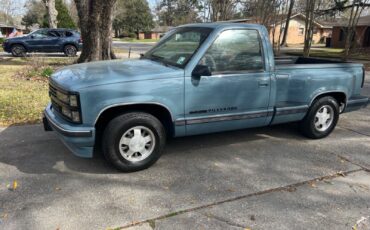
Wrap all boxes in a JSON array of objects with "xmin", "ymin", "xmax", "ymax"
[
  {"xmin": 48, "ymin": 31, "xmax": 61, "ymax": 37},
  {"xmin": 65, "ymin": 31, "xmax": 74, "ymax": 37}
]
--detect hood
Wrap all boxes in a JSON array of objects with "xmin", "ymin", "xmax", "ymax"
[
  {"xmin": 50, "ymin": 59, "xmax": 184, "ymax": 91},
  {"xmin": 5, "ymin": 35, "xmax": 28, "ymax": 41}
]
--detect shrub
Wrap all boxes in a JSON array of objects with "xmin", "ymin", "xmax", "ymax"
[
  {"xmin": 128, "ymin": 32, "xmax": 137, "ymax": 38},
  {"xmin": 41, "ymin": 67, "xmax": 54, "ymax": 78}
]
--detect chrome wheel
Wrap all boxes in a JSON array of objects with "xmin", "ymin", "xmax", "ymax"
[
  {"xmin": 119, "ymin": 126, "xmax": 155, "ymax": 162},
  {"xmin": 314, "ymin": 105, "xmax": 334, "ymax": 132},
  {"xmin": 12, "ymin": 45, "xmax": 25, "ymax": 57},
  {"xmin": 64, "ymin": 45, "xmax": 76, "ymax": 56}
]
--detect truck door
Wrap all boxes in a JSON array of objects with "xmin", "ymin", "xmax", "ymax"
[{"xmin": 184, "ymin": 29, "xmax": 271, "ymax": 135}]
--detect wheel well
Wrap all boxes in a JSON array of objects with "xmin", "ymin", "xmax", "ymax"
[
  {"xmin": 95, "ymin": 104, "xmax": 174, "ymax": 140},
  {"xmin": 11, "ymin": 43, "xmax": 26, "ymax": 51},
  {"xmin": 312, "ymin": 92, "xmax": 347, "ymax": 107}
]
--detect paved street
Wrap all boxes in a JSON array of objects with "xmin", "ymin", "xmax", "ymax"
[
  {"xmin": 0, "ymin": 74, "xmax": 369, "ymax": 229},
  {"xmin": 112, "ymin": 41, "xmax": 154, "ymax": 54}
]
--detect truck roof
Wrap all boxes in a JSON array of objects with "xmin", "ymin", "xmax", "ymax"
[{"xmin": 177, "ymin": 22, "xmax": 264, "ymax": 30}]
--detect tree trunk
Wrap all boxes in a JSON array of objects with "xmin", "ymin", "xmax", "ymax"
[
  {"xmin": 74, "ymin": 0, "xmax": 117, "ymax": 63},
  {"xmin": 343, "ymin": 2, "xmax": 366, "ymax": 61},
  {"xmin": 43, "ymin": 0, "xmax": 58, "ymax": 28},
  {"xmin": 280, "ymin": 0, "xmax": 295, "ymax": 47},
  {"xmin": 303, "ymin": 0, "xmax": 316, "ymax": 57}
]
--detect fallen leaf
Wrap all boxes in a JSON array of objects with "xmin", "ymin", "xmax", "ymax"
[
  {"xmin": 12, "ymin": 180, "xmax": 18, "ymax": 190},
  {"xmin": 250, "ymin": 214, "xmax": 256, "ymax": 221},
  {"xmin": 286, "ymin": 187, "xmax": 297, "ymax": 192},
  {"xmin": 7, "ymin": 180, "xmax": 18, "ymax": 191},
  {"xmin": 309, "ymin": 182, "xmax": 317, "ymax": 188}
]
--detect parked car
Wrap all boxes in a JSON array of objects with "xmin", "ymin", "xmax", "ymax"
[
  {"xmin": 2, "ymin": 28, "xmax": 82, "ymax": 57},
  {"xmin": 43, "ymin": 23, "xmax": 369, "ymax": 172}
]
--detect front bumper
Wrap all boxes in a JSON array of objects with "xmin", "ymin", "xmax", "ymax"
[
  {"xmin": 43, "ymin": 103, "xmax": 95, "ymax": 158},
  {"xmin": 77, "ymin": 43, "xmax": 83, "ymax": 51},
  {"xmin": 344, "ymin": 96, "xmax": 369, "ymax": 112},
  {"xmin": 2, "ymin": 42, "xmax": 11, "ymax": 53}
]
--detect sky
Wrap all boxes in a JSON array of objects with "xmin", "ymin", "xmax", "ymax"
[{"xmin": 11, "ymin": 0, "xmax": 158, "ymax": 14}]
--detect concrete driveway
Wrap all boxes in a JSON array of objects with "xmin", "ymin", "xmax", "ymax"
[{"xmin": 0, "ymin": 75, "xmax": 369, "ymax": 230}]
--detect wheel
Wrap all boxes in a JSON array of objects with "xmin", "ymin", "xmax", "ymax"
[
  {"xmin": 300, "ymin": 96, "xmax": 339, "ymax": 139},
  {"xmin": 64, "ymin": 44, "xmax": 77, "ymax": 57},
  {"xmin": 11, "ymin": 44, "xmax": 26, "ymax": 57},
  {"xmin": 102, "ymin": 112, "xmax": 166, "ymax": 172}
]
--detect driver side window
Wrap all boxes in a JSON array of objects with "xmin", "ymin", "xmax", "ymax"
[{"xmin": 199, "ymin": 29, "xmax": 264, "ymax": 73}]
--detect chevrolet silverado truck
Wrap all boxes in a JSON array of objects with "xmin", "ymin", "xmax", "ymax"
[{"xmin": 43, "ymin": 23, "xmax": 369, "ymax": 172}]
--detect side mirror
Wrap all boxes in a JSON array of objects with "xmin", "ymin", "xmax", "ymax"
[{"xmin": 192, "ymin": 65, "xmax": 211, "ymax": 79}]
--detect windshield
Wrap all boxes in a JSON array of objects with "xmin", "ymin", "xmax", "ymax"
[{"xmin": 143, "ymin": 27, "xmax": 213, "ymax": 68}]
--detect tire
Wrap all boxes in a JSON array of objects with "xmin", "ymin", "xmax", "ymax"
[
  {"xmin": 11, "ymin": 44, "xmax": 26, "ymax": 57},
  {"xmin": 300, "ymin": 96, "xmax": 339, "ymax": 139},
  {"xmin": 63, "ymin": 44, "xmax": 77, "ymax": 57},
  {"xmin": 102, "ymin": 112, "xmax": 166, "ymax": 172}
]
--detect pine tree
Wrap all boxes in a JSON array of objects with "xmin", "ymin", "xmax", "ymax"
[{"xmin": 55, "ymin": 0, "xmax": 76, "ymax": 29}]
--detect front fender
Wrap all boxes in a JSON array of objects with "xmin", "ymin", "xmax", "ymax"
[{"xmin": 79, "ymin": 79, "xmax": 184, "ymax": 125}]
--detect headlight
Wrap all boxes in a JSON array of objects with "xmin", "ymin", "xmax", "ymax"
[
  {"xmin": 50, "ymin": 83, "xmax": 82, "ymax": 123},
  {"xmin": 69, "ymin": 95, "xmax": 78, "ymax": 107},
  {"xmin": 57, "ymin": 91, "xmax": 69, "ymax": 103},
  {"xmin": 71, "ymin": 111, "xmax": 81, "ymax": 122},
  {"xmin": 56, "ymin": 91, "xmax": 79, "ymax": 107},
  {"xmin": 61, "ymin": 107, "xmax": 81, "ymax": 123},
  {"xmin": 62, "ymin": 107, "xmax": 72, "ymax": 118}
]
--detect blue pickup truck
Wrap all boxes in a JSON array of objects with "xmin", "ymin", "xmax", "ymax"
[
  {"xmin": 43, "ymin": 23, "xmax": 369, "ymax": 172},
  {"xmin": 2, "ymin": 28, "xmax": 82, "ymax": 57}
]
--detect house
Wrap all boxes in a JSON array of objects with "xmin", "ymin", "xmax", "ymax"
[
  {"xmin": 269, "ymin": 13, "xmax": 333, "ymax": 45},
  {"xmin": 223, "ymin": 14, "xmax": 333, "ymax": 45},
  {"xmin": 331, "ymin": 15, "xmax": 370, "ymax": 48},
  {"xmin": 138, "ymin": 26, "xmax": 174, "ymax": 40},
  {"xmin": 0, "ymin": 23, "xmax": 25, "ymax": 37}
]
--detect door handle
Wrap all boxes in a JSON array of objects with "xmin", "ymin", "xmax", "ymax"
[{"xmin": 258, "ymin": 81, "xmax": 269, "ymax": 87}]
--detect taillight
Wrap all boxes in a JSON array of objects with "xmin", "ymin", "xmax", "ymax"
[{"xmin": 362, "ymin": 67, "xmax": 365, "ymax": 88}]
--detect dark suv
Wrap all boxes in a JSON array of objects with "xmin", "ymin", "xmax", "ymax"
[{"xmin": 2, "ymin": 28, "xmax": 83, "ymax": 57}]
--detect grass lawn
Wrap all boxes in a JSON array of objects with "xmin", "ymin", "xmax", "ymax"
[{"xmin": 0, "ymin": 57, "xmax": 74, "ymax": 126}]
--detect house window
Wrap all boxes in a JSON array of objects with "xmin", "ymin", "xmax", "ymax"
[{"xmin": 298, "ymin": 27, "xmax": 304, "ymax": 36}]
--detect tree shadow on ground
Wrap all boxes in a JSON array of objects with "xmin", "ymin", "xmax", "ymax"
[{"xmin": 0, "ymin": 123, "xmax": 303, "ymax": 175}]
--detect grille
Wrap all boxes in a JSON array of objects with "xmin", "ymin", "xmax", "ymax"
[
  {"xmin": 49, "ymin": 83, "xmax": 64, "ymax": 116},
  {"xmin": 48, "ymin": 83, "xmax": 81, "ymax": 123}
]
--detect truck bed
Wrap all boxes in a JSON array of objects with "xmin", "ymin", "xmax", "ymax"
[
  {"xmin": 275, "ymin": 56, "xmax": 357, "ymax": 67},
  {"xmin": 270, "ymin": 56, "xmax": 365, "ymax": 125}
]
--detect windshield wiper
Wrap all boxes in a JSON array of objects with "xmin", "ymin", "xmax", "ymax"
[{"xmin": 148, "ymin": 54, "xmax": 169, "ymax": 67}]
